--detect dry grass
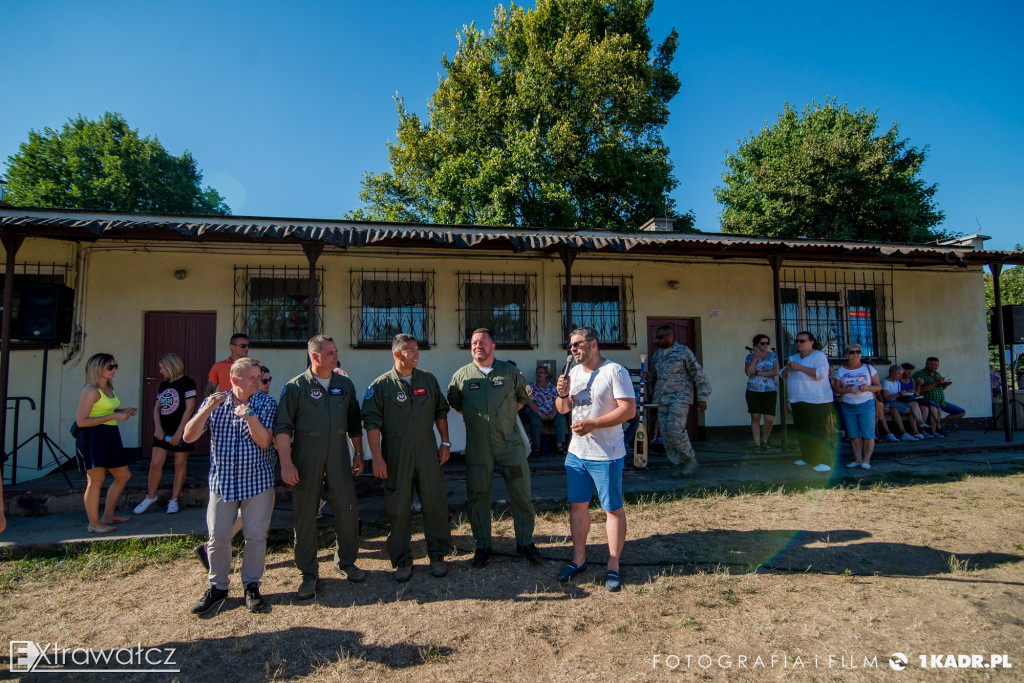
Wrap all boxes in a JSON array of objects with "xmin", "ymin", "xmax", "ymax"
[{"xmin": 3, "ymin": 473, "xmax": 1024, "ymax": 681}]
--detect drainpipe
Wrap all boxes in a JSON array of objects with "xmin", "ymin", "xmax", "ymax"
[{"xmin": 769, "ymin": 254, "xmax": 788, "ymax": 450}]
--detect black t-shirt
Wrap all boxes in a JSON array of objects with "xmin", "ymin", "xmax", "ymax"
[{"xmin": 157, "ymin": 376, "xmax": 198, "ymax": 434}]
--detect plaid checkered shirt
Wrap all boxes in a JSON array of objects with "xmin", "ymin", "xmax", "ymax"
[{"xmin": 203, "ymin": 390, "xmax": 278, "ymax": 502}]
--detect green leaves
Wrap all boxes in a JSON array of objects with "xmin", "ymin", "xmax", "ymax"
[
  {"xmin": 715, "ymin": 99, "xmax": 944, "ymax": 243},
  {"xmin": 350, "ymin": 0, "xmax": 686, "ymax": 231},
  {"xmin": 3, "ymin": 112, "xmax": 230, "ymax": 215}
]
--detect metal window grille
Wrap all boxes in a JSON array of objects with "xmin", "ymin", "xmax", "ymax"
[
  {"xmin": 776, "ymin": 267, "xmax": 895, "ymax": 361},
  {"xmin": 0, "ymin": 263, "xmax": 69, "ymax": 346},
  {"xmin": 558, "ymin": 274, "xmax": 635, "ymax": 347},
  {"xmin": 349, "ymin": 269, "xmax": 435, "ymax": 348},
  {"xmin": 233, "ymin": 266, "xmax": 324, "ymax": 346},
  {"xmin": 457, "ymin": 272, "xmax": 537, "ymax": 348}
]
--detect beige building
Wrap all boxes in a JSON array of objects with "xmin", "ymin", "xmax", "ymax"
[{"xmin": 2, "ymin": 207, "xmax": 1020, "ymax": 484}]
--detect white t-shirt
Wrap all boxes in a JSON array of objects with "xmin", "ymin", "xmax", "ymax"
[
  {"xmin": 784, "ymin": 350, "xmax": 833, "ymax": 404},
  {"xmin": 881, "ymin": 378, "xmax": 902, "ymax": 402},
  {"xmin": 833, "ymin": 364, "xmax": 877, "ymax": 404},
  {"xmin": 567, "ymin": 360, "xmax": 634, "ymax": 462}
]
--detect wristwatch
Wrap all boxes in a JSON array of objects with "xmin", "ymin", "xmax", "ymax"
[
  {"xmin": 354, "ymin": 451, "xmax": 364, "ymax": 457},
  {"xmin": 440, "ymin": 441, "xmax": 452, "ymax": 447},
  {"xmin": 246, "ymin": 410, "xmax": 255, "ymax": 418}
]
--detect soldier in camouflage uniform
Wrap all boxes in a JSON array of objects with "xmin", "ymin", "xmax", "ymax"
[
  {"xmin": 362, "ymin": 334, "xmax": 452, "ymax": 582},
  {"xmin": 650, "ymin": 325, "xmax": 712, "ymax": 477}
]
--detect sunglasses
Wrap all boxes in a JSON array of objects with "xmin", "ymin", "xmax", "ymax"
[
  {"xmin": 758, "ymin": 341, "xmax": 770, "ymax": 346},
  {"xmin": 261, "ymin": 377, "xmax": 272, "ymax": 384},
  {"xmin": 107, "ymin": 363, "xmax": 119, "ymax": 370},
  {"xmin": 846, "ymin": 350, "xmax": 861, "ymax": 355},
  {"xmin": 569, "ymin": 339, "xmax": 592, "ymax": 350},
  {"xmin": 655, "ymin": 334, "xmax": 671, "ymax": 340},
  {"xmin": 795, "ymin": 338, "xmax": 810, "ymax": 343},
  {"xmin": 234, "ymin": 343, "xmax": 249, "ymax": 349}
]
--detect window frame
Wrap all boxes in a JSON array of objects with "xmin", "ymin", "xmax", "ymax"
[
  {"xmin": 778, "ymin": 281, "xmax": 890, "ymax": 361},
  {"xmin": 233, "ymin": 266, "xmax": 325, "ymax": 348},
  {"xmin": 558, "ymin": 274, "xmax": 635, "ymax": 349},
  {"xmin": 456, "ymin": 272, "xmax": 538, "ymax": 349},
  {"xmin": 349, "ymin": 269, "xmax": 435, "ymax": 349}
]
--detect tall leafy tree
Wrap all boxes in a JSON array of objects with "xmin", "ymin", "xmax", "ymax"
[
  {"xmin": 715, "ymin": 99, "xmax": 944, "ymax": 242},
  {"xmin": 4, "ymin": 112, "xmax": 230, "ymax": 215},
  {"xmin": 351, "ymin": 0, "xmax": 693, "ymax": 232}
]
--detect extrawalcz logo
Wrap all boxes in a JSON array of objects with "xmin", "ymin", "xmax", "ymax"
[{"xmin": 10, "ymin": 641, "xmax": 180, "ymax": 673}]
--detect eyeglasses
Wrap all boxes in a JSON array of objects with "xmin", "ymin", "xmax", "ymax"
[
  {"xmin": 234, "ymin": 343, "xmax": 249, "ymax": 349},
  {"xmin": 795, "ymin": 338, "xmax": 810, "ymax": 344},
  {"xmin": 758, "ymin": 341, "xmax": 770, "ymax": 346},
  {"xmin": 846, "ymin": 350, "xmax": 861, "ymax": 355},
  {"xmin": 107, "ymin": 363, "xmax": 119, "ymax": 370},
  {"xmin": 569, "ymin": 339, "xmax": 593, "ymax": 350},
  {"xmin": 261, "ymin": 377, "xmax": 272, "ymax": 384},
  {"xmin": 655, "ymin": 334, "xmax": 671, "ymax": 340}
]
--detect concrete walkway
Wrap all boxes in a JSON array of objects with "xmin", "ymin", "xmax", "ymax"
[{"xmin": 2, "ymin": 429, "xmax": 1022, "ymax": 553}]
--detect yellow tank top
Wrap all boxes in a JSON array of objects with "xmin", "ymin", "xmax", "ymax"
[{"xmin": 88, "ymin": 388, "xmax": 120, "ymax": 426}]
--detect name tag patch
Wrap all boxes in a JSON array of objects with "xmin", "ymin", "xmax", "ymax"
[
  {"xmin": 329, "ymin": 387, "xmax": 345, "ymax": 395},
  {"xmin": 491, "ymin": 378, "xmax": 504, "ymax": 387},
  {"xmin": 413, "ymin": 387, "xmax": 427, "ymax": 396},
  {"xmin": 468, "ymin": 382, "xmax": 481, "ymax": 391}
]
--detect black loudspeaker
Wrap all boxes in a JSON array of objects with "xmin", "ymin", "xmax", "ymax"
[
  {"xmin": 17, "ymin": 284, "xmax": 75, "ymax": 343},
  {"xmin": 990, "ymin": 305, "xmax": 1024, "ymax": 345}
]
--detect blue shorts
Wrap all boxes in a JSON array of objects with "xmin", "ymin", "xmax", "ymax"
[
  {"xmin": 940, "ymin": 401, "xmax": 966, "ymax": 416},
  {"xmin": 840, "ymin": 400, "xmax": 876, "ymax": 440},
  {"xmin": 565, "ymin": 452, "xmax": 624, "ymax": 512}
]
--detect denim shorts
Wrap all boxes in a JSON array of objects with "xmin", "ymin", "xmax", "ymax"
[
  {"xmin": 841, "ymin": 400, "xmax": 876, "ymax": 439},
  {"xmin": 565, "ymin": 452, "xmax": 624, "ymax": 512}
]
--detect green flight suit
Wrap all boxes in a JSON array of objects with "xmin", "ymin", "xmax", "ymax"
[
  {"xmin": 361, "ymin": 367, "xmax": 451, "ymax": 568},
  {"xmin": 447, "ymin": 359, "xmax": 535, "ymax": 549},
  {"xmin": 275, "ymin": 368, "xmax": 362, "ymax": 581}
]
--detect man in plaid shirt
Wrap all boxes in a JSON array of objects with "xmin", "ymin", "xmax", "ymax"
[{"xmin": 184, "ymin": 357, "xmax": 277, "ymax": 615}]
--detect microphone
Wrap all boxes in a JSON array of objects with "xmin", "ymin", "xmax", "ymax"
[{"xmin": 562, "ymin": 354, "xmax": 574, "ymax": 379}]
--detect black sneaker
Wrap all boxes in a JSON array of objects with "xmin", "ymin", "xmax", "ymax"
[
  {"xmin": 194, "ymin": 543, "xmax": 210, "ymax": 571},
  {"xmin": 190, "ymin": 586, "xmax": 227, "ymax": 616},
  {"xmin": 472, "ymin": 548, "xmax": 491, "ymax": 569},
  {"xmin": 516, "ymin": 543, "xmax": 543, "ymax": 565},
  {"xmin": 244, "ymin": 583, "xmax": 267, "ymax": 612}
]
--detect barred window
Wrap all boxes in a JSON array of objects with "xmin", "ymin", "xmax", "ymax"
[
  {"xmin": 778, "ymin": 268, "xmax": 894, "ymax": 360},
  {"xmin": 233, "ymin": 266, "xmax": 324, "ymax": 347},
  {"xmin": 350, "ymin": 269, "xmax": 434, "ymax": 348},
  {"xmin": 457, "ymin": 273, "xmax": 537, "ymax": 348},
  {"xmin": 558, "ymin": 274, "xmax": 635, "ymax": 348},
  {"xmin": 0, "ymin": 263, "xmax": 69, "ymax": 347}
]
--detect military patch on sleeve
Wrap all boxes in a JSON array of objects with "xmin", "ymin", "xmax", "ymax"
[
  {"xmin": 525, "ymin": 384, "xmax": 533, "ymax": 397},
  {"xmin": 364, "ymin": 386, "xmax": 375, "ymax": 400},
  {"xmin": 333, "ymin": 367, "xmax": 349, "ymax": 377},
  {"xmin": 278, "ymin": 386, "xmax": 287, "ymax": 401}
]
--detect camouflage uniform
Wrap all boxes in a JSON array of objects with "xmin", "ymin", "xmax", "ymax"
[{"xmin": 651, "ymin": 342, "xmax": 712, "ymax": 469}]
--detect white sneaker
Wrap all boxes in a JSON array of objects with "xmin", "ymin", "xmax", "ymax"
[
  {"xmin": 913, "ymin": 433, "xmax": 926, "ymax": 440},
  {"xmin": 860, "ymin": 463, "xmax": 871, "ymax": 470},
  {"xmin": 166, "ymin": 499, "xmax": 179, "ymax": 514},
  {"xmin": 812, "ymin": 464, "xmax": 832, "ymax": 472},
  {"xmin": 133, "ymin": 496, "xmax": 158, "ymax": 514},
  {"xmin": 901, "ymin": 433, "xmax": 917, "ymax": 442},
  {"xmin": 933, "ymin": 432, "xmax": 945, "ymax": 438},
  {"xmin": 885, "ymin": 433, "xmax": 899, "ymax": 442},
  {"xmin": 794, "ymin": 460, "xmax": 807, "ymax": 466},
  {"xmin": 921, "ymin": 432, "xmax": 935, "ymax": 439},
  {"xmin": 846, "ymin": 461, "xmax": 861, "ymax": 468}
]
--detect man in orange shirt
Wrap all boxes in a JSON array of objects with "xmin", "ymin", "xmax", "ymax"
[{"xmin": 206, "ymin": 334, "xmax": 259, "ymax": 398}]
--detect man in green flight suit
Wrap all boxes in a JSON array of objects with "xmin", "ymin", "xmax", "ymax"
[
  {"xmin": 362, "ymin": 333, "xmax": 452, "ymax": 582},
  {"xmin": 447, "ymin": 328, "xmax": 541, "ymax": 568},
  {"xmin": 275, "ymin": 334, "xmax": 366, "ymax": 601}
]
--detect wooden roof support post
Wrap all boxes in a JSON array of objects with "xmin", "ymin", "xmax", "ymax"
[
  {"xmin": 769, "ymin": 254, "xmax": 788, "ymax": 450},
  {"xmin": 559, "ymin": 247, "xmax": 577, "ymax": 343},
  {"xmin": 989, "ymin": 262, "xmax": 1014, "ymax": 442},
  {"xmin": 1, "ymin": 233, "xmax": 25, "ymax": 462},
  {"xmin": 302, "ymin": 242, "xmax": 325, "ymax": 343}
]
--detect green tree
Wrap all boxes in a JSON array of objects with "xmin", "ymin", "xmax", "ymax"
[
  {"xmin": 715, "ymin": 99, "xmax": 944, "ymax": 242},
  {"xmin": 985, "ymin": 247, "xmax": 1024, "ymax": 381},
  {"xmin": 350, "ymin": 0, "xmax": 693, "ymax": 232},
  {"xmin": 4, "ymin": 112, "xmax": 230, "ymax": 215}
]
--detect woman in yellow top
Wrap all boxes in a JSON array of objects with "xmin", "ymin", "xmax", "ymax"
[{"xmin": 75, "ymin": 353, "xmax": 138, "ymax": 533}]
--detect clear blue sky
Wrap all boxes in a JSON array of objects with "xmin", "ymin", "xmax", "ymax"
[{"xmin": 2, "ymin": 1, "xmax": 1021, "ymax": 250}]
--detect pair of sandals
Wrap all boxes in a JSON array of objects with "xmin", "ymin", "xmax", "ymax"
[
  {"xmin": 558, "ymin": 561, "xmax": 622, "ymax": 592},
  {"xmin": 87, "ymin": 513, "xmax": 130, "ymax": 533}
]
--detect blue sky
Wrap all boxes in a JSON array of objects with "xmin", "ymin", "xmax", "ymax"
[{"xmin": 2, "ymin": 1, "xmax": 1021, "ymax": 250}]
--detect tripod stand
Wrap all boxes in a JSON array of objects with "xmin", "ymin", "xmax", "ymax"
[
  {"xmin": 986, "ymin": 349, "xmax": 1021, "ymax": 435},
  {"xmin": 14, "ymin": 341, "xmax": 75, "ymax": 487}
]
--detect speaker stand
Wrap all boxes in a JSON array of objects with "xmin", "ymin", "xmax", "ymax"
[
  {"xmin": 13, "ymin": 341, "xmax": 75, "ymax": 487},
  {"xmin": 987, "ymin": 349, "xmax": 1021, "ymax": 436}
]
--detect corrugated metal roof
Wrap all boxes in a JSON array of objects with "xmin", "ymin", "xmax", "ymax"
[{"xmin": 2, "ymin": 207, "xmax": 1022, "ymax": 267}]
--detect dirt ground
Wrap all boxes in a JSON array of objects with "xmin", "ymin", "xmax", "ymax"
[{"xmin": 3, "ymin": 472, "xmax": 1023, "ymax": 682}]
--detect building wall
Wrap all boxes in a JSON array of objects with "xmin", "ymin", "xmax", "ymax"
[{"xmin": 2, "ymin": 238, "xmax": 992, "ymax": 483}]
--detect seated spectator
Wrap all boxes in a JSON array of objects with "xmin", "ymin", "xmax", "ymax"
[
  {"xmin": 874, "ymin": 390, "xmax": 899, "ymax": 442},
  {"xmin": 881, "ymin": 364, "xmax": 926, "ymax": 440},
  {"xmin": 902, "ymin": 363, "xmax": 939, "ymax": 437},
  {"xmin": 912, "ymin": 357, "xmax": 966, "ymax": 435},
  {"xmin": 525, "ymin": 365, "xmax": 567, "ymax": 456}
]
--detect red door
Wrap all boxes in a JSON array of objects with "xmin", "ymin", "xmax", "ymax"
[
  {"xmin": 142, "ymin": 312, "xmax": 217, "ymax": 456},
  {"xmin": 645, "ymin": 317, "xmax": 700, "ymax": 438}
]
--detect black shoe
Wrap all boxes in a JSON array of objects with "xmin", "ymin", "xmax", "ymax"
[
  {"xmin": 516, "ymin": 543, "xmax": 543, "ymax": 565},
  {"xmin": 190, "ymin": 586, "xmax": 227, "ymax": 615},
  {"xmin": 296, "ymin": 577, "xmax": 318, "ymax": 600},
  {"xmin": 472, "ymin": 548, "xmax": 491, "ymax": 569},
  {"xmin": 244, "ymin": 583, "xmax": 267, "ymax": 612},
  {"xmin": 194, "ymin": 543, "xmax": 210, "ymax": 571}
]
